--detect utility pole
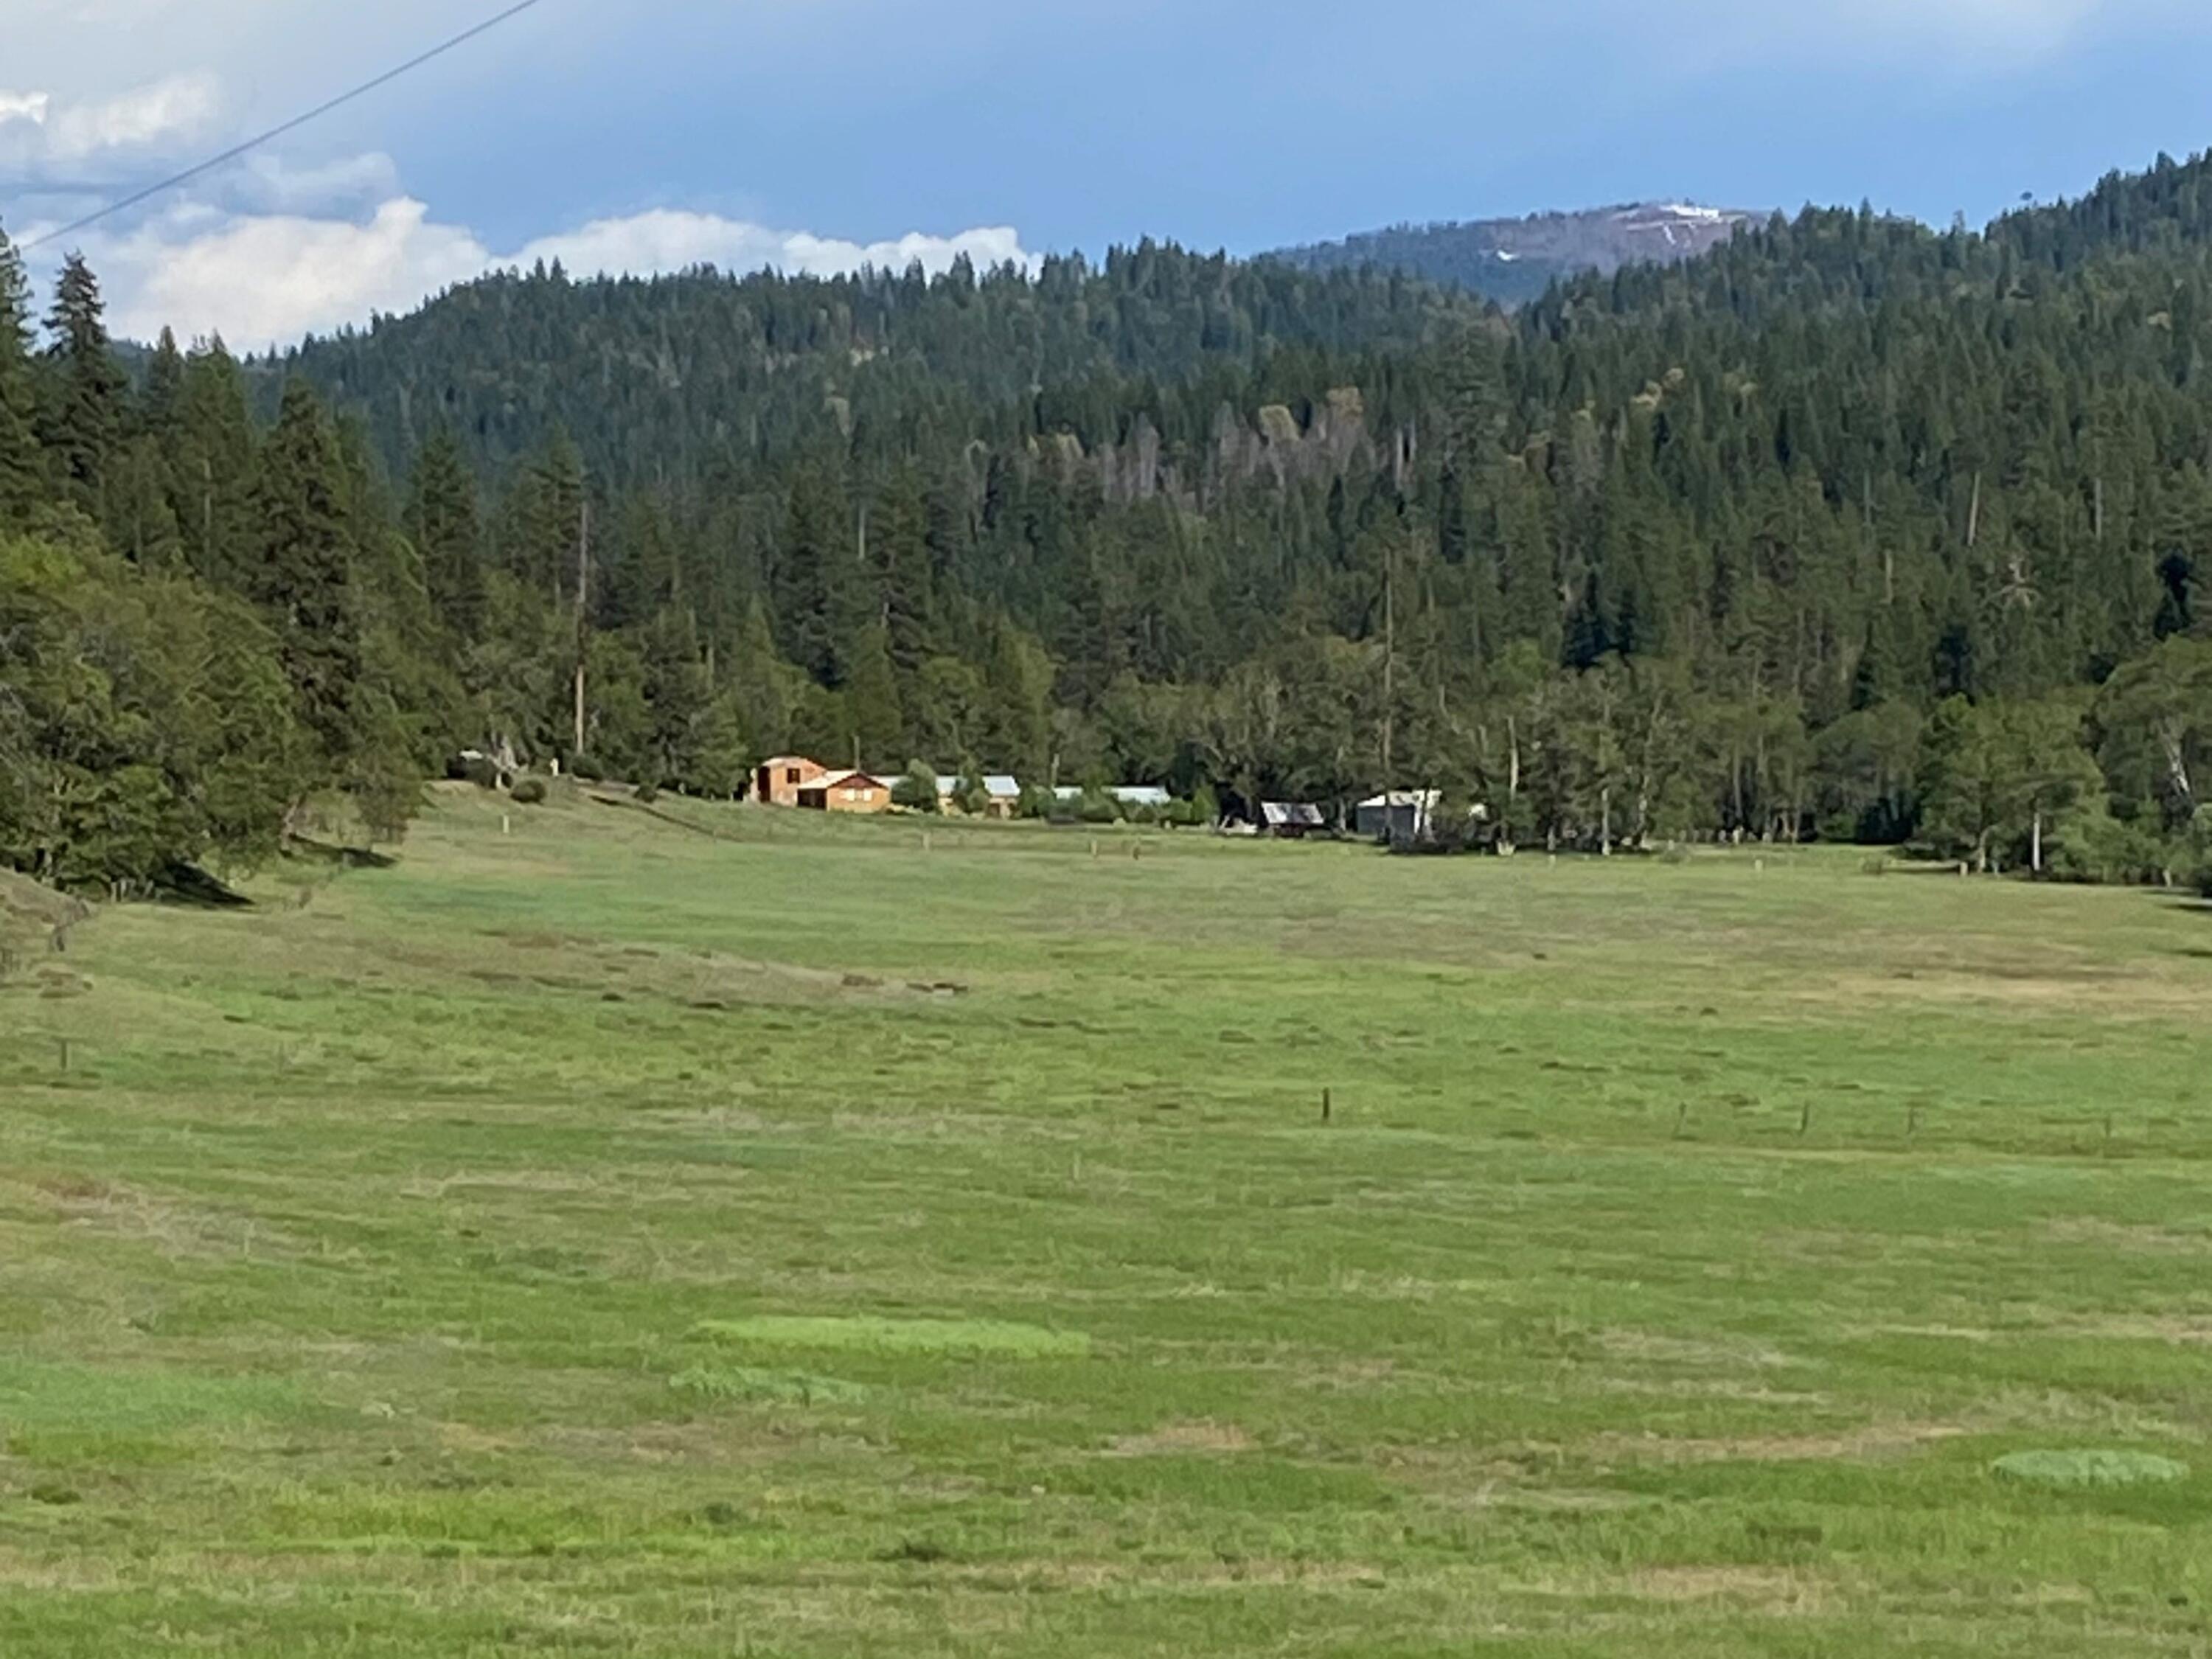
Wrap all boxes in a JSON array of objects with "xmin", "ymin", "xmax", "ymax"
[
  {"xmin": 1381, "ymin": 538, "xmax": 1397, "ymax": 790},
  {"xmin": 572, "ymin": 498, "xmax": 591, "ymax": 759}
]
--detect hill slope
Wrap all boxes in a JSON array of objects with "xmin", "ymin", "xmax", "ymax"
[{"xmin": 264, "ymin": 243, "xmax": 1480, "ymax": 483}]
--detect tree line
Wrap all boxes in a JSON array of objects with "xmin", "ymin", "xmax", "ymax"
[{"xmin": 7, "ymin": 147, "xmax": 2212, "ymax": 891}]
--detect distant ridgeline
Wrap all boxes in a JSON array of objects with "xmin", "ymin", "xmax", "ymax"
[
  {"xmin": 5, "ymin": 153, "xmax": 2212, "ymax": 891},
  {"xmin": 1270, "ymin": 203, "xmax": 1761, "ymax": 307}
]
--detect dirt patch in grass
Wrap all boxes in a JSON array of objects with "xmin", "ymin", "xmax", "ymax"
[
  {"xmin": 696, "ymin": 1315, "xmax": 1091, "ymax": 1359},
  {"xmin": 1592, "ymin": 1378, "xmax": 1830, "ymax": 1405},
  {"xmin": 2048, "ymin": 1315, "xmax": 2212, "ymax": 1345},
  {"xmin": 1105, "ymin": 1421, "xmax": 1256, "ymax": 1457},
  {"xmin": 1819, "ymin": 968, "xmax": 2202, "ymax": 1018},
  {"xmin": 1624, "ymin": 1565, "xmax": 1830, "ymax": 1610},
  {"xmin": 1592, "ymin": 1329, "xmax": 1798, "ymax": 1370},
  {"xmin": 15, "ymin": 1173, "xmax": 283, "ymax": 1260},
  {"xmin": 1587, "ymin": 1422, "xmax": 1964, "ymax": 1466},
  {"xmin": 2038, "ymin": 1219, "xmax": 2212, "ymax": 1255}
]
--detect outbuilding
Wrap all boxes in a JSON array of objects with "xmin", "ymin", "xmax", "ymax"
[
  {"xmin": 1260, "ymin": 802, "xmax": 1328, "ymax": 839},
  {"xmin": 799, "ymin": 770, "xmax": 894, "ymax": 814},
  {"xmin": 1356, "ymin": 790, "xmax": 1442, "ymax": 844},
  {"xmin": 756, "ymin": 756, "xmax": 827, "ymax": 807}
]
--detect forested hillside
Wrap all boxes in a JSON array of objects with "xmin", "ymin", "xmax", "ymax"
[
  {"xmin": 271, "ymin": 248, "xmax": 1479, "ymax": 481},
  {"xmin": 6, "ymin": 150, "xmax": 2212, "ymax": 891}
]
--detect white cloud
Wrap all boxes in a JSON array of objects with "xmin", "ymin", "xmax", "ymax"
[
  {"xmin": 515, "ymin": 212, "xmax": 1032, "ymax": 285},
  {"xmin": 68, "ymin": 198, "xmax": 1034, "ymax": 351},
  {"xmin": 0, "ymin": 74, "xmax": 220, "ymax": 175}
]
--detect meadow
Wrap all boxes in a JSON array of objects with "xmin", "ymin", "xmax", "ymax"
[{"xmin": 3, "ymin": 785, "xmax": 2211, "ymax": 1656}]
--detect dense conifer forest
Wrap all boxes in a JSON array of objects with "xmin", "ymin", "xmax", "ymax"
[{"xmin": 6, "ymin": 150, "xmax": 2212, "ymax": 889}]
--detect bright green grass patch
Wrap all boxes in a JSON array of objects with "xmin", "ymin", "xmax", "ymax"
[
  {"xmin": 1992, "ymin": 1450, "xmax": 2191, "ymax": 1489},
  {"xmin": 669, "ymin": 1364, "xmax": 870, "ymax": 1405},
  {"xmin": 0, "ymin": 1359, "xmax": 303, "ymax": 1437},
  {"xmin": 695, "ymin": 1315, "xmax": 1091, "ymax": 1359}
]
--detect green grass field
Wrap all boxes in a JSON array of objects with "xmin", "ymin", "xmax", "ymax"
[{"xmin": 4, "ymin": 785, "xmax": 2211, "ymax": 1655}]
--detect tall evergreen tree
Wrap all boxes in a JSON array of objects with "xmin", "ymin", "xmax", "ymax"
[
  {"xmin": 0, "ymin": 223, "xmax": 40, "ymax": 524},
  {"xmin": 253, "ymin": 380, "xmax": 362, "ymax": 785},
  {"xmin": 405, "ymin": 420, "xmax": 486, "ymax": 642},
  {"xmin": 174, "ymin": 338, "xmax": 260, "ymax": 588},
  {"xmin": 38, "ymin": 254, "xmax": 128, "ymax": 523}
]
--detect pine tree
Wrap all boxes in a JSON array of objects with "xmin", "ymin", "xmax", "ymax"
[
  {"xmin": 872, "ymin": 464, "xmax": 937, "ymax": 677},
  {"xmin": 108, "ymin": 437, "xmax": 184, "ymax": 568},
  {"xmin": 254, "ymin": 380, "xmax": 362, "ymax": 784},
  {"xmin": 142, "ymin": 327, "xmax": 185, "ymax": 440},
  {"xmin": 174, "ymin": 338, "xmax": 260, "ymax": 588},
  {"xmin": 845, "ymin": 621, "xmax": 905, "ymax": 767},
  {"xmin": 728, "ymin": 596, "xmax": 799, "ymax": 762},
  {"xmin": 778, "ymin": 464, "xmax": 854, "ymax": 684},
  {"xmin": 0, "ymin": 223, "xmax": 40, "ymax": 524},
  {"xmin": 405, "ymin": 421, "xmax": 486, "ymax": 642},
  {"xmin": 38, "ymin": 254, "xmax": 128, "ymax": 523},
  {"xmin": 981, "ymin": 613, "xmax": 1054, "ymax": 776}
]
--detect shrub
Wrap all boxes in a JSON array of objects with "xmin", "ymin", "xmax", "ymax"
[
  {"xmin": 1079, "ymin": 789, "xmax": 1121, "ymax": 825},
  {"xmin": 892, "ymin": 761, "xmax": 941, "ymax": 813},
  {"xmin": 2047, "ymin": 799, "xmax": 2173, "ymax": 886},
  {"xmin": 634, "ymin": 785, "xmax": 660, "ymax": 805},
  {"xmin": 953, "ymin": 772, "xmax": 992, "ymax": 816},
  {"xmin": 509, "ymin": 778, "xmax": 548, "ymax": 806},
  {"xmin": 568, "ymin": 754, "xmax": 603, "ymax": 783},
  {"xmin": 450, "ymin": 754, "xmax": 502, "ymax": 790}
]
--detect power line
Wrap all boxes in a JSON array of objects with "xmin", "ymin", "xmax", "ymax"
[{"xmin": 20, "ymin": 0, "xmax": 551, "ymax": 253}]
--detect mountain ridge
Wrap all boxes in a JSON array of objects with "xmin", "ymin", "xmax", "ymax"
[{"xmin": 1270, "ymin": 201, "xmax": 1763, "ymax": 305}]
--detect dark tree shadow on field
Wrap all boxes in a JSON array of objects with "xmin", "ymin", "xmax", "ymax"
[
  {"xmin": 156, "ymin": 865, "xmax": 256, "ymax": 909},
  {"xmin": 284, "ymin": 838, "xmax": 398, "ymax": 872}
]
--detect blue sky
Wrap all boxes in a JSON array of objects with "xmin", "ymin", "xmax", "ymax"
[{"xmin": 6, "ymin": 0, "xmax": 2212, "ymax": 347}]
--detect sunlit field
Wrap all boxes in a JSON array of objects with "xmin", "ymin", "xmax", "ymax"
[{"xmin": 4, "ymin": 785, "xmax": 2210, "ymax": 1656}]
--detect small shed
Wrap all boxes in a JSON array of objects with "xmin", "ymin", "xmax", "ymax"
[
  {"xmin": 1356, "ymin": 790, "xmax": 1442, "ymax": 844},
  {"xmin": 756, "ymin": 755, "xmax": 827, "ymax": 807},
  {"xmin": 799, "ymin": 770, "xmax": 894, "ymax": 814},
  {"xmin": 1260, "ymin": 802, "xmax": 1328, "ymax": 839}
]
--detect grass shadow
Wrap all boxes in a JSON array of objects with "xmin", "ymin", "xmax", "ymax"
[
  {"xmin": 156, "ymin": 864, "xmax": 257, "ymax": 910},
  {"xmin": 285, "ymin": 839, "xmax": 399, "ymax": 872}
]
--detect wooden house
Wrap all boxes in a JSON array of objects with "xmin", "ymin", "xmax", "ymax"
[
  {"xmin": 798, "ymin": 769, "xmax": 893, "ymax": 814},
  {"xmin": 755, "ymin": 756, "xmax": 827, "ymax": 807}
]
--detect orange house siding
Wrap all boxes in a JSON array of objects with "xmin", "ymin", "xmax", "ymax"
[
  {"xmin": 756, "ymin": 756, "xmax": 827, "ymax": 807},
  {"xmin": 798, "ymin": 773, "xmax": 892, "ymax": 814}
]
